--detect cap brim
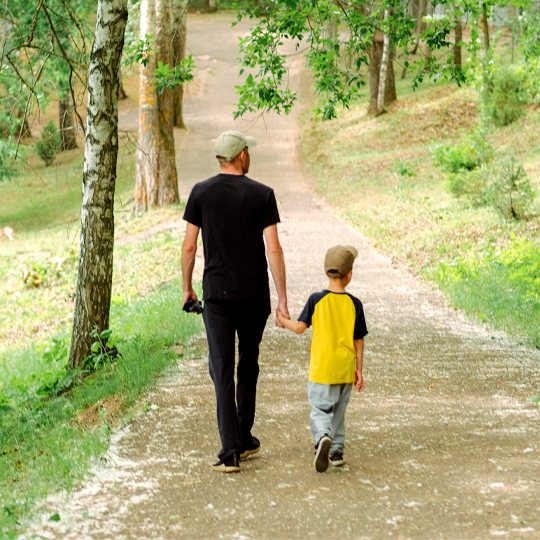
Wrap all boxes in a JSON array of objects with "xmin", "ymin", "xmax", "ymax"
[
  {"xmin": 344, "ymin": 245, "xmax": 358, "ymax": 258},
  {"xmin": 244, "ymin": 135, "xmax": 257, "ymax": 148}
]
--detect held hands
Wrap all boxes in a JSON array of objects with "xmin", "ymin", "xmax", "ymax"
[
  {"xmin": 275, "ymin": 302, "xmax": 290, "ymax": 328},
  {"xmin": 354, "ymin": 370, "xmax": 364, "ymax": 392}
]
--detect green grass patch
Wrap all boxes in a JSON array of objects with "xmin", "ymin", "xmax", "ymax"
[
  {"xmin": 298, "ymin": 64, "xmax": 540, "ymax": 346},
  {"xmin": 0, "ymin": 282, "xmax": 204, "ymax": 539}
]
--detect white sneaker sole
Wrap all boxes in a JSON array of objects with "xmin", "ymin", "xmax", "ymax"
[{"xmin": 314, "ymin": 437, "xmax": 332, "ymax": 473}]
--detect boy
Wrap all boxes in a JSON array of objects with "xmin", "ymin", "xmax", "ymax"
[{"xmin": 277, "ymin": 245, "xmax": 367, "ymax": 473}]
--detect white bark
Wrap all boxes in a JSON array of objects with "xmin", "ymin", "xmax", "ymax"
[
  {"xmin": 70, "ymin": 0, "xmax": 128, "ymax": 368},
  {"xmin": 377, "ymin": 11, "xmax": 390, "ymax": 112}
]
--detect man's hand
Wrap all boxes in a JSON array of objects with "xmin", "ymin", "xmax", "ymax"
[
  {"xmin": 183, "ymin": 289, "xmax": 199, "ymax": 306},
  {"xmin": 276, "ymin": 300, "xmax": 290, "ymax": 327},
  {"xmin": 354, "ymin": 370, "xmax": 364, "ymax": 392}
]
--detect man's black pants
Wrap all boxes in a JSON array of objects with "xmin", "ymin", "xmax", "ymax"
[{"xmin": 203, "ymin": 298, "xmax": 270, "ymax": 461}]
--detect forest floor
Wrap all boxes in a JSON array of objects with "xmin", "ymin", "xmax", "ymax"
[{"xmin": 22, "ymin": 13, "xmax": 540, "ymax": 540}]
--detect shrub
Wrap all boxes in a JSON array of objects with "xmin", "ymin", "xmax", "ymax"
[
  {"xmin": 447, "ymin": 166, "xmax": 490, "ymax": 206},
  {"xmin": 34, "ymin": 120, "xmax": 61, "ymax": 166},
  {"xmin": 0, "ymin": 139, "xmax": 19, "ymax": 182},
  {"xmin": 485, "ymin": 65, "xmax": 529, "ymax": 126},
  {"xmin": 432, "ymin": 133, "xmax": 494, "ymax": 174},
  {"xmin": 484, "ymin": 156, "xmax": 536, "ymax": 219}
]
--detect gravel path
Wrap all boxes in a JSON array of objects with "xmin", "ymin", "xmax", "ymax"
[{"xmin": 25, "ymin": 13, "xmax": 540, "ymax": 540}]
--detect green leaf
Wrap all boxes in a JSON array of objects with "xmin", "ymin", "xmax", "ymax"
[
  {"xmin": 100, "ymin": 329, "xmax": 113, "ymax": 339},
  {"xmin": 91, "ymin": 342, "xmax": 101, "ymax": 353},
  {"xmin": 49, "ymin": 513, "xmax": 61, "ymax": 522}
]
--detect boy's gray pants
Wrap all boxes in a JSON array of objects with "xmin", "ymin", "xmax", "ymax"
[{"xmin": 308, "ymin": 381, "xmax": 353, "ymax": 454}]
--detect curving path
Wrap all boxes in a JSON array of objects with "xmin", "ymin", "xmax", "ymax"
[{"xmin": 25, "ymin": 13, "xmax": 540, "ymax": 540}]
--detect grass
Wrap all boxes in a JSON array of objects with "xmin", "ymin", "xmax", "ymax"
[
  {"xmin": 0, "ymin": 135, "xmax": 202, "ymax": 537},
  {"xmin": 298, "ymin": 59, "xmax": 540, "ymax": 346},
  {"xmin": 0, "ymin": 283, "xmax": 204, "ymax": 538}
]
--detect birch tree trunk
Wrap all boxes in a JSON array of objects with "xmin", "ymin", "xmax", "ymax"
[
  {"xmin": 377, "ymin": 11, "xmax": 391, "ymax": 113},
  {"xmin": 172, "ymin": 0, "xmax": 188, "ymax": 128},
  {"xmin": 155, "ymin": 0, "xmax": 179, "ymax": 206},
  {"xmin": 69, "ymin": 0, "xmax": 128, "ymax": 368},
  {"xmin": 208, "ymin": 0, "xmax": 217, "ymax": 13},
  {"xmin": 368, "ymin": 31, "xmax": 396, "ymax": 115},
  {"xmin": 59, "ymin": 91, "xmax": 78, "ymax": 150},
  {"xmin": 135, "ymin": 0, "xmax": 159, "ymax": 211}
]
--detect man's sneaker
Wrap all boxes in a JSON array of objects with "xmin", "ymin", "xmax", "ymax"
[
  {"xmin": 314, "ymin": 435, "xmax": 332, "ymax": 473},
  {"xmin": 240, "ymin": 436, "xmax": 260, "ymax": 460},
  {"xmin": 212, "ymin": 452, "xmax": 240, "ymax": 473},
  {"xmin": 330, "ymin": 452, "xmax": 346, "ymax": 467}
]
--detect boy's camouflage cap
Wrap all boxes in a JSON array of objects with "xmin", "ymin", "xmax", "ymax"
[{"xmin": 324, "ymin": 245, "xmax": 358, "ymax": 278}]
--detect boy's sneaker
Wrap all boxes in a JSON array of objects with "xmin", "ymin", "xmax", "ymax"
[
  {"xmin": 314, "ymin": 435, "xmax": 332, "ymax": 473},
  {"xmin": 330, "ymin": 452, "xmax": 346, "ymax": 467},
  {"xmin": 212, "ymin": 452, "xmax": 240, "ymax": 473},
  {"xmin": 240, "ymin": 436, "xmax": 260, "ymax": 460}
]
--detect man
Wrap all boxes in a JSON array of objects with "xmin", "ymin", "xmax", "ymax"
[{"xmin": 181, "ymin": 130, "xmax": 289, "ymax": 472}]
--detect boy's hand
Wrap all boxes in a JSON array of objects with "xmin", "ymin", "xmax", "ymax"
[
  {"xmin": 276, "ymin": 309, "xmax": 286, "ymax": 327},
  {"xmin": 354, "ymin": 370, "xmax": 364, "ymax": 392}
]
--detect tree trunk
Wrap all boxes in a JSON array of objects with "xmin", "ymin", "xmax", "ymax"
[
  {"xmin": 135, "ymin": 0, "xmax": 159, "ymax": 212},
  {"xmin": 59, "ymin": 91, "xmax": 78, "ymax": 150},
  {"xmin": 454, "ymin": 7, "xmax": 462, "ymax": 66},
  {"xmin": 118, "ymin": 66, "xmax": 127, "ymax": 99},
  {"xmin": 480, "ymin": 1, "xmax": 490, "ymax": 52},
  {"xmin": 377, "ymin": 12, "xmax": 391, "ymax": 113},
  {"xmin": 208, "ymin": 0, "xmax": 217, "ymax": 13},
  {"xmin": 172, "ymin": 0, "xmax": 188, "ymax": 128},
  {"xmin": 135, "ymin": 0, "xmax": 179, "ymax": 211},
  {"xmin": 69, "ymin": 0, "xmax": 128, "ymax": 369},
  {"xmin": 412, "ymin": 0, "xmax": 426, "ymax": 54},
  {"xmin": 368, "ymin": 31, "xmax": 396, "ymax": 115},
  {"xmin": 156, "ymin": 0, "xmax": 179, "ymax": 206}
]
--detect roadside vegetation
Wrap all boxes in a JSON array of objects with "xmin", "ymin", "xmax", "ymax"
[
  {"xmin": 299, "ymin": 64, "xmax": 540, "ymax": 346},
  {"xmin": 0, "ymin": 140, "xmax": 203, "ymax": 538}
]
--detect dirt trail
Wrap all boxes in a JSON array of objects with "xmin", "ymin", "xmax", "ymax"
[{"xmin": 25, "ymin": 14, "xmax": 540, "ymax": 540}]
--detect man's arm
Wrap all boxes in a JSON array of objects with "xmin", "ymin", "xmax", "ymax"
[
  {"xmin": 277, "ymin": 310, "xmax": 307, "ymax": 334},
  {"xmin": 263, "ymin": 224, "xmax": 289, "ymax": 327},
  {"xmin": 354, "ymin": 338, "xmax": 364, "ymax": 392},
  {"xmin": 181, "ymin": 222, "xmax": 201, "ymax": 305}
]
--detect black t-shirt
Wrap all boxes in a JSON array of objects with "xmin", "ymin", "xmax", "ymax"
[{"xmin": 183, "ymin": 173, "xmax": 280, "ymax": 300}]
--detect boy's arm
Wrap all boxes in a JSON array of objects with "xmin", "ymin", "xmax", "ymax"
[
  {"xmin": 354, "ymin": 338, "xmax": 364, "ymax": 392},
  {"xmin": 277, "ymin": 310, "xmax": 308, "ymax": 334}
]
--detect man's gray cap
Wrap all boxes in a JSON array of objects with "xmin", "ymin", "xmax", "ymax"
[{"xmin": 214, "ymin": 130, "xmax": 257, "ymax": 161}]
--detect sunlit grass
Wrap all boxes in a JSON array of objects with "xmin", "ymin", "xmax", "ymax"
[{"xmin": 298, "ymin": 60, "xmax": 540, "ymax": 345}]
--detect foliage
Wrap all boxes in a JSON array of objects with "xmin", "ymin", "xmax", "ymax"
[
  {"xmin": 436, "ymin": 240, "xmax": 540, "ymax": 345},
  {"xmin": 84, "ymin": 328, "xmax": 121, "ymax": 371},
  {"xmin": 484, "ymin": 156, "xmax": 536, "ymax": 220},
  {"xmin": 485, "ymin": 64, "xmax": 530, "ymax": 126},
  {"xmin": 0, "ymin": 283, "xmax": 204, "ymax": 538},
  {"xmin": 433, "ymin": 133, "xmax": 493, "ymax": 175},
  {"xmin": 0, "ymin": 139, "xmax": 20, "ymax": 182},
  {"xmin": 124, "ymin": 35, "xmax": 155, "ymax": 68},
  {"xmin": 34, "ymin": 120, "xmax": 62, "ymax": 167},
  {"xmin": 155, "ymin": 55, "xmax": 195, "ymax": 95},
  {"xmin": 232, "ymin": 0, "xmax": 480, "ymax": 120}
]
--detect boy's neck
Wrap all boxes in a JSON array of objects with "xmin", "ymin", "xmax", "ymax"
[{"xmin": 327, "ymin": 278, "xmax": 347, "ymax": 293}]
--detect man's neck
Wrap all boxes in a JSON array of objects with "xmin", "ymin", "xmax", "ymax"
[{"xmin": 220, "ymin": 163, "xmax": 244, "ymax": 176}]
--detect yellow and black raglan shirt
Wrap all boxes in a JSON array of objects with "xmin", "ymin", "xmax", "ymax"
[{"xmin": 299, "ymin": 291, "xmax": 368, "ymax": 385}]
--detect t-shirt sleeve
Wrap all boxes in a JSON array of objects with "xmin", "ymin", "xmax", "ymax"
[
  {"xmin": 298, "ymin": 295, "xmax": 315, "ymax": 327},
  {"xmin": 262, "ymin": 189, "xmax": 280, "ymax": 230},
  {"xmin": 183, "ymin": 186, "xmax": 202, "ymax": 227},
  {"xmin": 352, "ymin": 297, "xmax": 368, "ymax": 340}
]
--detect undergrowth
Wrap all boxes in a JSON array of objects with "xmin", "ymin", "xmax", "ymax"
[
  {"xmin": 298, "ymin": 69, "xmax": 540, "ymax": 346},
  {"xmin": 0, "ymin": 282, "xmax": 204, "ymax": 538}
]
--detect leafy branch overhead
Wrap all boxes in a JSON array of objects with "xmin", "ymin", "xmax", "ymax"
[{"xmin": 232, "ymin": 0, "xmax": 507, "ymax": 119}]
